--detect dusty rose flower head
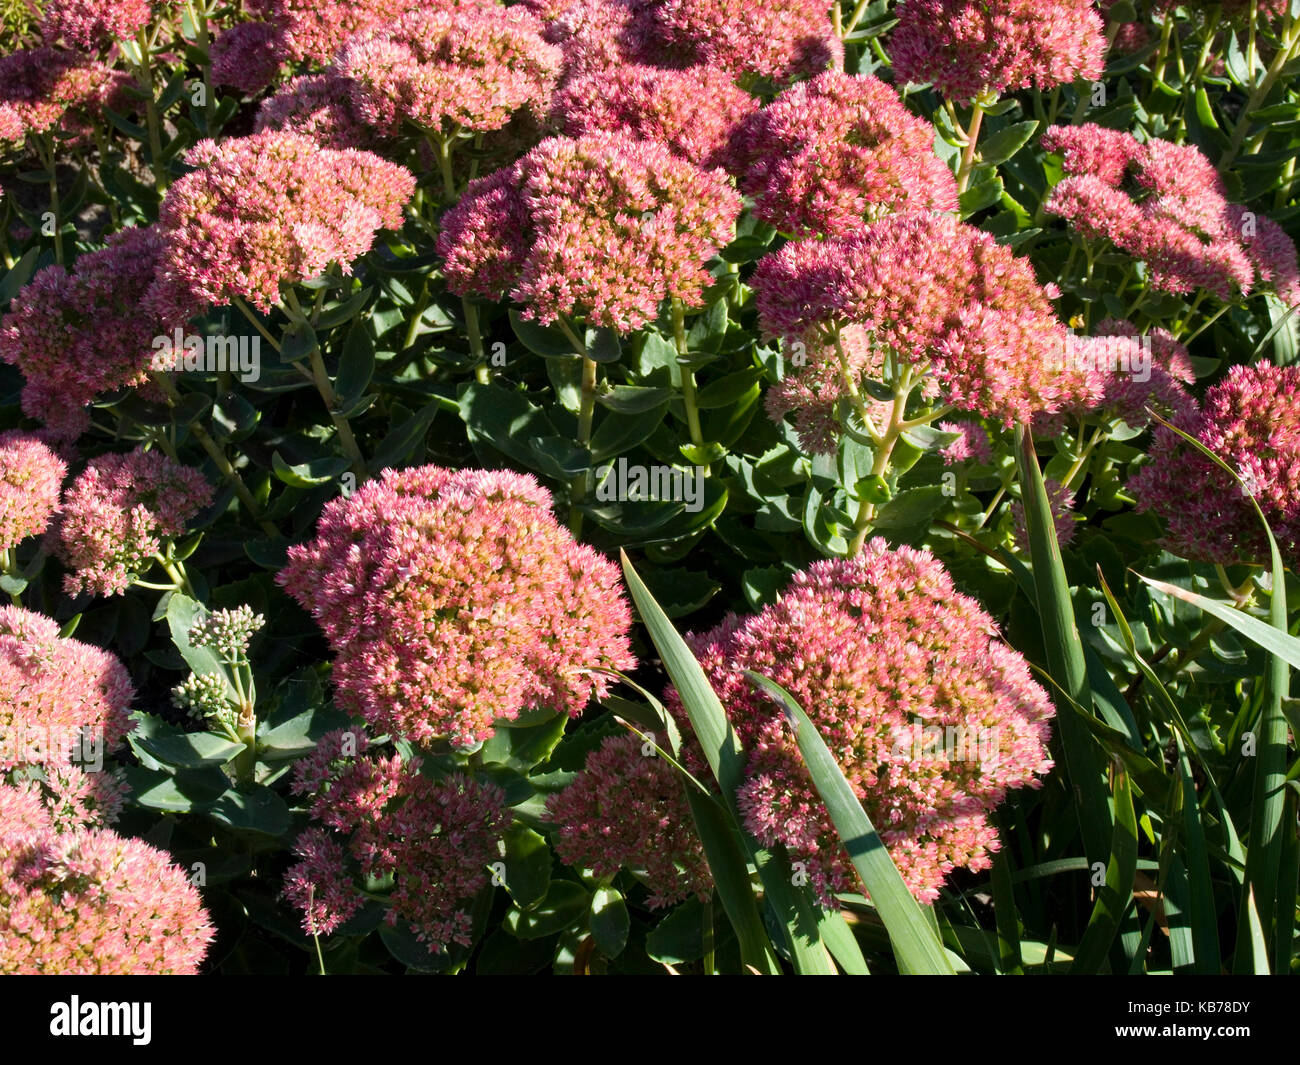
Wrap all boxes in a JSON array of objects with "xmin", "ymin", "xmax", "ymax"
[
  {"xmin": 246, "ymin": 0, "xmax": 428, "ymax": 63},
  {"xmin": 551, "ymin": 63, "xmax": 757, "ymax": 168},
  {"xmin": 1043, "ymin": 125, "xmax": 1300, "ymax": 305},
  {"xmin": 517, "ymin": 0, "xmax": 664, "ymax": 81},
  {"xmin": 0, "ymin": 47, "xmax": 132, "ymax": 145},
  {"xmin": 287, "ymin": 744, "xmax": 507, "ymax": 950},
  {"xmin": 548, "ymin": 732, "xmax": 711, "ymax": 908},
  {"xmin": 337, "ymin": 7, "xmax": 562, "ymax": 137},
  {"xmin": 279, "ymin": 466, "xmax": 636, "ymax": 747},
  {"xmin": 752, "ymin": 210, "xmax": 1081, "ymax": 426},
  {"xmin": 0, "ymin": 432, "xmax": 66, "ymax": 551},
  {"xmin": 889, "ymin": 0, "xmax": 1105, "ymax": 104},
  {"xmin": 53, "ymin": 448, "xmax": 212, "ymax": 598},
  {"xmin": 41, "ymin": 0, "xmax": 153, "ymax": 50},
  {"xmin": 150, "ymin": 131, "xmax": 414, "ymax": 312},
  {"xmin": 670, "ymin": 543, "xmax": 1055, "ymax": 904},
  {"xmin": 0, "ymin": 782, "xmax": 213, "ymax": 973},
  {"xmin": 1011, "ymin": 477, "xmax": 1076, "ymax": 550},
  {"xmin": 0, "ymin": 226, "xmax": 180, "ymax": 440},
  {"xmin": 1130, "ymin": 363, "xmax": 1300, "ymax": 566},
  {"xmin": 651, "ymin": 0, "xmax": 842, "ymax": 87},
  {"xmin": 0, "ymin": 605, "xmax": 135, "ymax": 773},
  {"xmin": 439, "ymin": 132, "xmax": 741, "ymax": 332},
  {"xmin": 39, "ymin": 762, "xmax": 130, "ymax": 832},
  {"xmin": 256, "ymin": 72, "xmax": 380, "ymax": 149},
  {"xmin": 939, "ymin": 420, "xmax": 993, "ymax": 466},
  {"xmin": 211, "ymin": 21, "xmax": 285, "ymax": 96},
  {"xmin": 729, "ymin": 71, "xmax": 958, "ymax": 237}
]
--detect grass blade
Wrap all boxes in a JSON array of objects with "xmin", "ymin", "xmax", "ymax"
[{"xmin": 1069, "ymin": 762, "xmax": 1139, "ymax": 974}]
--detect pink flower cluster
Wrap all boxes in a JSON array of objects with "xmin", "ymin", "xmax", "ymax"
[
  {"xmin": 0, "ymin": 47, "xmax": 131, "ymax": 148},
  {"xmin": 729, "ymin": 72, "xmax": 958, "ymax": 238},
  {"xmin": 0, "ymin": 432, "xmax": 66, "ymax": 551},
  {"xmin": 1043, "ymin": 125, "xmax": 1300, "ymax": 305},
  {"xmin": 279, "ymin": 466, "xmax": 636, "ymax": 747},
  {"xmin": 0, "ymin": 605, "xmax": 135, "ymax": 773},
  {"xmin": 246, "ymin": 0, "xmax": 426, "ymax": 63},
  {"xmin": 516, "ymin": 0, "xmax": 664, "ymax": 81},
  {"xmin": 0, "ymin": 226, "xmax": 177, "ymax": 439},
  {"xmin": 256, "ymin": 73, "xmax": 380, "ymax": 150},
  {"xmin": 151, "ymin": 131, "xmax": 415, "ymax": 313},
  {"xmin": 939, "ymin": 421, "xmax": 993, "ymax": 466},
  {"xmin": 285, "ymin": 735, "xmax": 508, "ymax": 950},
  {"xmin": 752, "ymin": 210, "xmax": 1080, "ymax": 426},
  {"xmin": 1129, "ymin": 363, "xmax": 1300, "ymax": 566},
  {"xmin": 211, "ymin": 21, "xmax": 285, "ymax": 96},
  {"xmin": 1072, "ymin": 320, "xmax": 1196, "ymax": 427},
  {"xmin": 652, "ymin": 0, "xmax": 842, "ymax": 86},
  {"xmin": 53, "ymin": 448, "xmax": 212, "ymax": 597},
  {"xmin": 547, "ymin": 731, "xmax": 712, "ymax": 908},
  {"xmin": 0, "ymin": 782, "xmax": 213, "ymax": 973},
  {"xmin": 551, "ymin": 63, "xmax": 757, "ymax": 168},
  {"xmin": 439, "ymin": 132, "xmax": 741, "ymax": 332},
  {"xmin": 889, "ymin": 0, "xmax": 1105, "ymax": 104},
  {"xmin": 41, "ymin": 0, "xmax": 153, "ymax": 50},
  {"xmin": 337, "ymin": 7, "xmax": 562, "ymax": 136},
  {"xmin": 671, "ymin": 543, "xmax": 1055, "ymax": 904}
]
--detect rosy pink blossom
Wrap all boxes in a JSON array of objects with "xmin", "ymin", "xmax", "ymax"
[
  {"xmin": 0, "ymin": 432, "xmax": 66, "ymax": 551},
  {"xmin": 670, "ymin": 543, "xmax": 1055, "ymax": 904},
  {"xmin": 52, "ymin": 449, "xmax": 212, "ymax": 597},
  {"xmin": 548, "ymin": 732, "xmax": 711, "ymax": 908},
  {"xmin": 889, "ymin": 0, "xmax": 1105, "ymax": 104},
  {"xmin": 41, "ymin": 0, "xmax": 153, "ymax": 50},
  {"xmin": 256, "ymin": 72, "xmax": 381, "ymax": 150},
  {"xmin": 246, "ymin": 0, "xmax": 427, "ymax": 63},
  {"xmin": 211, "ymin": 21, "xmax": 285, "ymax": 96},
  {"xmin": 939, "ymin": 421, "xmax": 993, "ymax": 466},
  {"xmin": 439, "ymin": 132, "xmax": 741, "ymax": 332},
  {"xmin": 150, "ymin": 131, "xmax": 415, "ymax": 312},
  {"xmin": 729, "ymin": 72, "xmax": 958, "ymax": 236},
  {"xmin": 517, "ymin": 0, "xmax": 665, "ymax": 81},
  {"xmin": 0, "ymin": 47, "xmax": 132, "ymax": 145},
  {"xmin": 279, "ymin": 466, "xmax": 636, "ymax": 747}
]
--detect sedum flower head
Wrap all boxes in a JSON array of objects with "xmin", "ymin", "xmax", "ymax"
[
  {"xmin": 889, "ymin": 0, "xmax": 1105, "ymax": 104},
  {"xmin": 171, "ymin": 671, "xmax": 230, "ymax": 725},
  {"xmin": 52, "ymin": 448, "xmax": 212, "ymax": 598},
  {"xmin": 0, "ymin": 226, "xmax": 177, "ymax": 438},
  {"xmin": 1129, "ymin": 363, "xmax": 1300, "ymax": 566},
  {"xmin": 752, "ymin": 210, "xmax": 1080, "ymax": 426},
  {"xmin": 41, "ymin": 0, "xmax": 153, "ymax": 50},
  {"xmin": 0, "ymin": 431, "xmax": 66, "ymax": 551},
  {"xmin": 670, "ymin": 543, "xmax": 1055, "ymax": 904},
  {"xmin": 279, "ymin": 466, "xmax": 636, "ymax": 747},
  {"xmin": 439, "ymin": 131, "xmax": 741, "ymax": 332},
  {"xmin": 0, "ymin": 47, "xmax": 132, "ymax": 147},
  {"xmin": 650, "ymin": 0, "xmax": 842, "ymax": 87},
  {"xmin": 516, "ymin": 0, "xmax": 664, "ymax": 81},
  {"xmin": 548, "ymin": 731, "xmax": 712, "ymax": 908},
  {"xmin": 189, "ymin": 605, "xmax": 265, "ymax": 661},
  {"xmin": 210, "ymin": 21, "xmax": 285, "ymax": 96},
  {"xmin": 1043, "ymin": 125, "xmax": 1300, "ymax": 305},
  {"xmin": 256, "ymin": 72, "xmax": 383, "ymax": 150},
  {"xmin": 0, "ymin": 606, "xmax": 135, "ymax": 774},
  {"xmin": 287, "ymin": 743, "xmax": 508, "ymax": 950},
  {"xmin": 729, "ymin": 71, "xmax": 958, "ymax": 237},
  {"xmin": 151, "ymin": 130, "xmax": 415, "ymax": 313},
  {"xmin": 337, "ymin": 7, "xmax": 562, "ymax": 137},
  {"xmin": 551, "ymin": 63, "xmax": 757, "ymax": 168},
  {"xmin": 939, "ymin": 420, "xmax": 993, "ymax": 466},
  {"xmin": 0, "ymin": 782, "xmax": 213, "ymax": 974},
  {"xmin": 246, "ymin": 0, "xmax": 428, "ymax": 63}
]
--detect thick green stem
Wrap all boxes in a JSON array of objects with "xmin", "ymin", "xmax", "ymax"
[
  {"xmin": 568, "ymin": 353, "xmax": 599, "ymax": 536},
  {"xmin": 136, "ymin": 29, "xmax": 168, "ymax": 192},
  {"xmin": 955, "ymin": 102, "xmax": 986, "ymax": 195},
  {"xmin": 464, "ymin": 298, "xmax": 490, "ymax": 384},
  {"xmin": 306, "ymin": 345, "xmax": 368, "ymax": 481},
  {"xmin": 671, "ymin": 298, "xmax": 705, "ymax": 450},
  {"xmin": 1218, "ymin": 13, "xmax": 1300, "ymax": 172},
  {"xmin": 847, "ymin": 365, "xmax": 916, "ymax": 556}
]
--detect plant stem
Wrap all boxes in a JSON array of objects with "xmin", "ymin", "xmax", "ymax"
[
  {"xmin": 955, "ymin": 101, "xmax": 986, "ymax": 195},
  {"xmin": 464, "ymin": 298, "xmax": 489, "ymax": 384},
  {"xmin": 671, "ymin": 297, "xmax": 705, "ymax": 451},
  {"xmin": 136, "ymin": 28, "xmax": 168, "ymax": 192},
  {"xmin": 848, "ymin": 366, "xmax": 915, "ymax": 556},
  {"xmin": 832, "ymin": 327, "xmax": 883, "ymax": 446},
  {"xmin": 1218, "ymin": 11, "xmax": 1300, "ymax": 171},
  {"xmin": 306, "ymin": 345, "xmax": 368, "ymax": 481},
  {"xmin": 556, "ymin": 318, "xmax": 598, "ymax": 535}
]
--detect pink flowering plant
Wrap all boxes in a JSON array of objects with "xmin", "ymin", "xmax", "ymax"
[{"xmin": 0, "ymin": 0, "xmax": 1298, "ymax": 979}]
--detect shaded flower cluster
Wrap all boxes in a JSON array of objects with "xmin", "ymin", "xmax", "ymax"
[
  {"xmin": 150, "ymin": 130, "xmax": 415, "ymax": 313},
  {"xmin": 671, "ymin": 543, "xmax": 1055, "ymax": 904},
  {"xmin": 52, "ymin": 448, "xmax": 212, "ymax": 597},
  {"xmin": 337, "ymin": 7, "xmax": 562, "ymax": 137},
  {"xmin": 0, "ymin": 432, "xmax": 66, "ymax": 551},
  {"xmin": 255, "ymin": 72, "xmax": 380, "ymax": 150},
  {"xmin": 0, "ymin": 46, "xmax": 131, "ymax": 148},
  {"xmin": 1129, "ymin": 363, "xmax": 1300, "ymax": 566},
  {"xmin": 889, "ymin": 0, "xmax": 1105, "ymax": 104},
  {"xmin": 516, "ymin": 0, "xmax": 664, "ymax": 81},
  {"xmin": 752, "ymin": 210, "xmax": 1080, "ymax": 426},
  {"xmin": 1043, "ymin": 124, "xmax": 1300, "ymax": 305},
  {"xmin": 279, "ymin": 466, "xmax": 636, "ymax": 747},
  {"xmin": 285, "ymin": 736, "xmax": 508, "ymax": 950},
  {"xmin": 0, "ymin": 226, "xmax": 176, "ymax": 439},
  {"xmin": 41, "ymin": 0, "xmax": 152, "ymax": 50},
  {"xmin": 547, "ymin": 731, "xmax": 711, "ymax": 908},
  {"xmin": 211, "ymin": 20, "xmax": 285, "ymax": 96},
  {"xmin": 246, "ymin": 0, "xmax": 426, "ymax": 64},
  {"xmin": 439, "ymin": 131, "xmax": 741, "ymax": 332},
  {"xmin": 0, "ymin": 781, "xmax": 213, "ymax": 973},
  {"xmin": 551, "ymin": 63, "xmax": 757, "ymax": 168}
]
